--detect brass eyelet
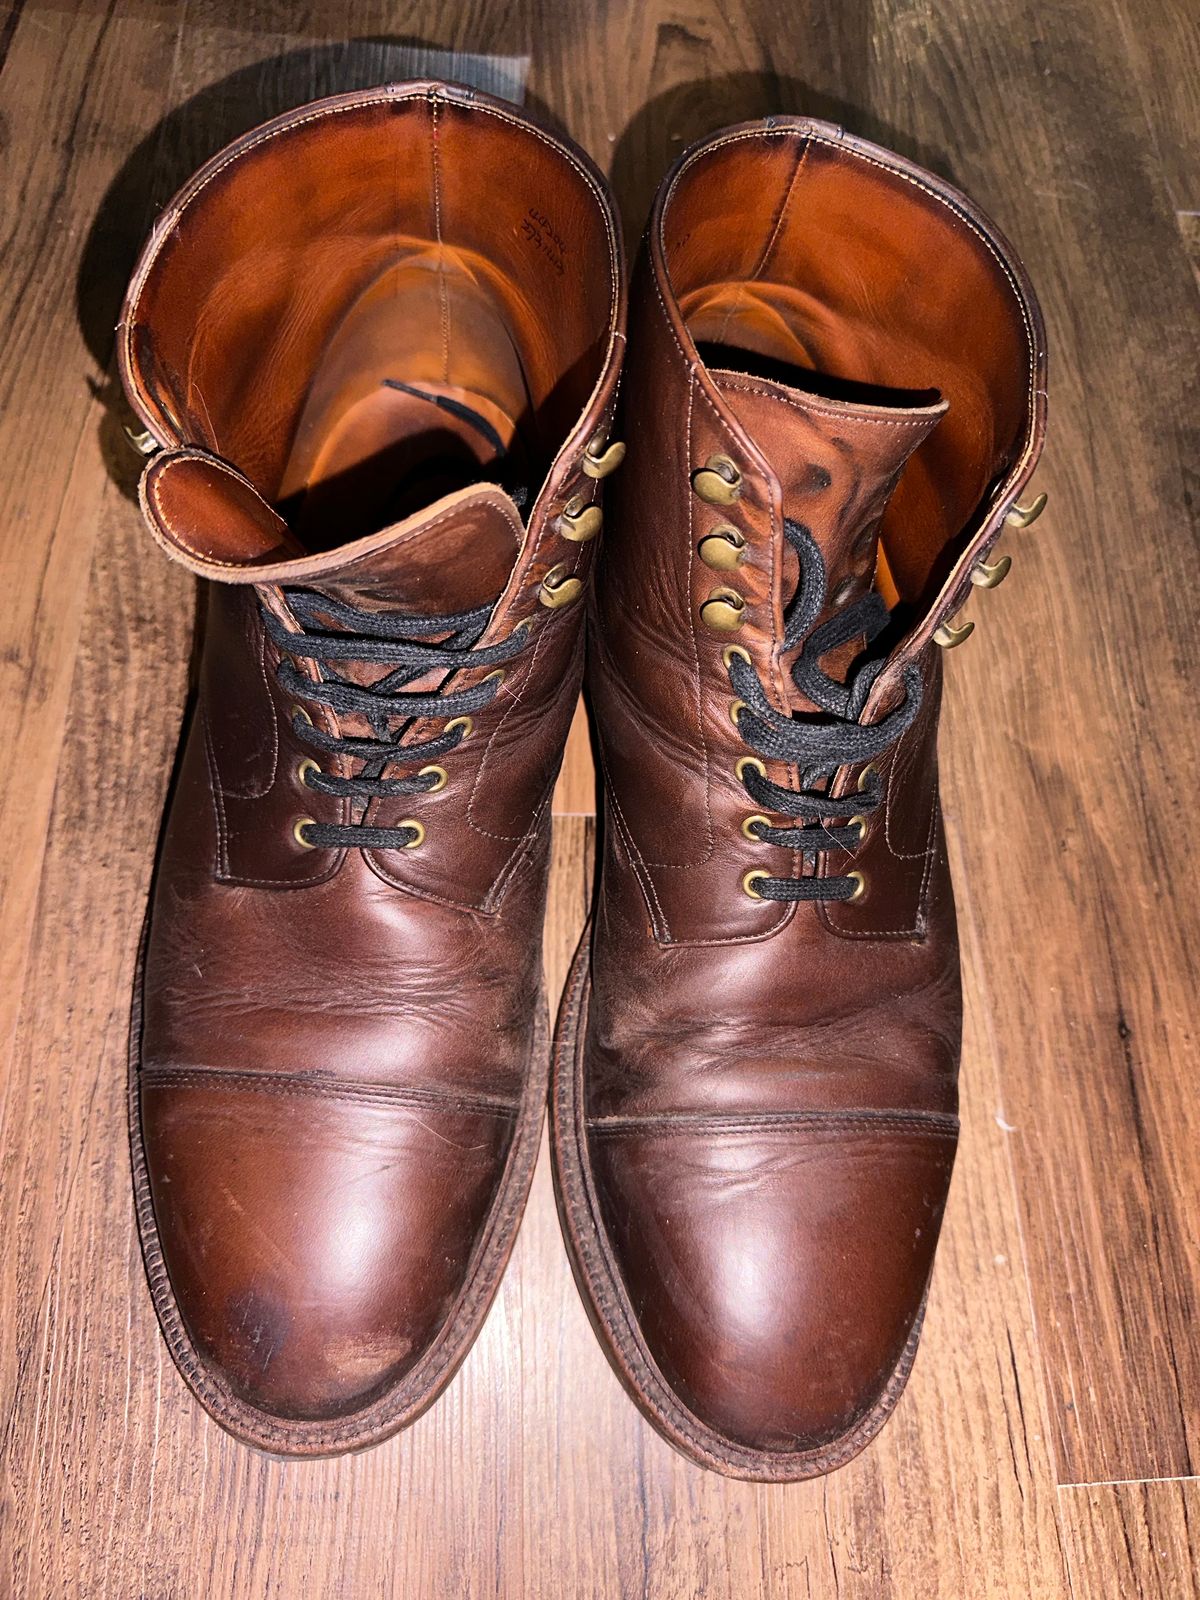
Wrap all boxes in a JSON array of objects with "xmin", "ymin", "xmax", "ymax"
[
  {"xmin": 399, "ymin": 819, "xmax": 426, "ymax": 849},
  {"xmin": 419, "ymin": 764, "xmax": 448, "ymax": 793},
  {"xmin": 540, "ymin": 563, "xmax": 583, "ymax": 609},
  {"xmin": 722, "ymin": 643, "xmax": 751, "ymax": 670},
  {"xmin": 729, "ymin": 699, "xmax": 746, "ymax": 727},
  {"xmin": 296, "ymin": 757, "xmax": 321, "ymax": 788},
  {"xmin": 736, "ymin": 755, "xmax": 766, "ymax": 783},
  {"xmin": 446, "ymin": 715, "xmax": 473, "ymax": 741},
  {"xmin": 581, "ymin": 437, "xmax": 626, "ymax": 479},
  {"xmin": 698, "ymin": 527, "xmax": 747, "ymax": 571},
  {"xmin": 848, "ymin": 813, "xmax": 869, "ymax": 845},
  {"xmin": 700, "ymin": 587, "xmax": 746, "ymax": 633},
  {"xmin": 293, "ymin": 817, "xmax": 317, "ymax": 850},
  {"xmin": 483, "ymin": 667, "xmax": 506, "ymax": 688},
  {"xmin": 692, "ymin": 454, "xmax": 743, "ymax": 505},
  {"xmin": 857, "ymin": 761, "xmax": 879, "ymax": 793},
  {"xmin": 742, "ymin": 813, "xmax": 770, "ymax": 841},
  {"xmin": 742, "ymin": 869, "xmax": 769, "ymax": 900},
  {"xmin": 846, "ymin": 869, "xmax": 867, "ymax": 901},
  {"xmin": 561, "ymin": 496, "xmax": 603, "ymax": 542},
  {"xmin": 291, "ymin": 704, "xmax": 313, "ymax": 727}
]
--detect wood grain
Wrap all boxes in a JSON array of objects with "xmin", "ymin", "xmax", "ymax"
[
  {"xmin": 1059, "ymin": 1480, "xmax": 1200, "ymax": 1600},
  {"xmin": 913, "ymin": 0, "xmax": 1200, "ymax": 1483},
  {"xmin": 551, "ymin": 699, "xmax": 597, "ymax": 815},
  {"xmin": 0, "ymin": 0, "xmax": 1196, "ymax": 1595}
]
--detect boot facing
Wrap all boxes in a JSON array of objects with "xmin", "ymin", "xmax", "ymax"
[
  {"xmin": 121, "ymin": 82, "xmax": 625, "ymax": 1454},
  {"xmin": 554, "ymin": 117, "xmax": 1046, "ymax": 1479}
]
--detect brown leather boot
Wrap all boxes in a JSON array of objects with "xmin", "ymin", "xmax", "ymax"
[
  {"xmin": 120, "ymin": 82, "xmax": 624, "ymax": 1454},
  {"xmin": 553, "ymin": 118, "xmax": 1046, "ymax": 1480}
]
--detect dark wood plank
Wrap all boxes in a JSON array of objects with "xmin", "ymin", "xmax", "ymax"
[{"xmin": 1109, "ymin": 0, "xmax": 1199, "ymax": 208}]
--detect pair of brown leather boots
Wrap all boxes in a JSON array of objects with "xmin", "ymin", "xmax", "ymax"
[{"xmin": 121, "ymin": 82, "xmax": 1046, "ymax": 1478}]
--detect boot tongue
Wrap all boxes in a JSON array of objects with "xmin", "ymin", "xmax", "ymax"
[
  {"xmin": 710, "ymin": 370, "xmax": 947, "ymax": 607},
  {"xmin": 140, "ymin": 448, "xmax": 523, "ymax": 617}
]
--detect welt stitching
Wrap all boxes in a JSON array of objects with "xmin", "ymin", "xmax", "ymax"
[
  {"xmin": 365, "ymin": 799, "xmax": 543, "ymax": 907},
  {"xmin": 595, "ymin": 736, "xmax": 671, "ymax": 939},
  {"xmin": 145, "ymin": 455, "xmax": 280, "ymax": 568},
  {"xmin": 716, "ymin": 375, "xmax": 940, "ymax": 429},
  {"xmin": 713, "ymin": 137, "xmax": 809, "ymax": 346},
  {"xmin": 465, "ymin": 607, "xmax": 559, "ymax": 843},
  {"xmin": 200, "ymin": 705, "xmax": 229, "ymax": 875},
  {"xmin": 485, "ymin": 793, "xmax": 551, "ymax": 908},
  {"xmin": 755, "ymin": 135, "xmax": 810, "ymax": 279},
  {"xmin": 833, "ymin": 768, "xmax": 938, "ymax": 940},
  {"xmin": 429, "ymin": 93, "xmax": 451, "ymax": 383},
  {"xmin": 883, "ymin": 727, "xmax": 935, "ymax": 865},
  {"xmin": 586, "ymin": 1111, "xmax": 958, "ymax": 1137},
  {"xmin": 140, "ymin": 1067, "xmax": 518, "ymax": 1118},
  {"xmin": 132, "ymin": 1066, "xmax": 544, "ymax": 1451},
  {"xmin": 640, "ymin": 370, "xmax": 715, "ymax": 872}
]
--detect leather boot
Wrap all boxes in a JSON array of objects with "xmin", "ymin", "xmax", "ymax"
[
  {"xmin": 552, "ymin": 117, "xmax": 1046, "ymax": 1480},
  {"xmin": 121, "ymin": 82, "xmax": 625, "ymax": 1454}
]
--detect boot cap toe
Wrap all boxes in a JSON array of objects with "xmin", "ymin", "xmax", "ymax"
[
  {"xmin": 140, "ymin": 1071, "xmax": 515, "ymax": 1425},
  {"xmin": 590, "ymin": 1115, "xmax": 956, "ymax": 1456}
]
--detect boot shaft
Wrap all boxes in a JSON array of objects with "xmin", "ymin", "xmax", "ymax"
[
  {"xmin": 122, "ymin": 82, "xmax": 626, "ymax": 909},
  {"xmin": 592, "ymin": 116, "xmax": 1046, "ymax": 943}
]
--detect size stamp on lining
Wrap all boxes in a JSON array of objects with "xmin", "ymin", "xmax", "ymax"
[{"xmin": 521, "ymin": 206, "xmax": 566, "ymax": 274}]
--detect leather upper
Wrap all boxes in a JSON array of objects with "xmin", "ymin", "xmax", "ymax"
[
  {"xmin": 577, "ymin": 118, "xmax": 1046, "ymax": 1460},
  {"xmin": 120, "ymin": 83, "xmax": 627, "ymax": 1432}
]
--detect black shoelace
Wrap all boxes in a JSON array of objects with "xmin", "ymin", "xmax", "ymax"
[
  {"xmin": 261, "ymin": 589, "xmax": 527, "ymax": 850},
  {"xmin": 729, "ymin": 518, "xmax": 923, "ymax": 901}
]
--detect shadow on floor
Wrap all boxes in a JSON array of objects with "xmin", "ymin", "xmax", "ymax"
[
  {"xmin": 77, "ymin": 36, "xmax": 556, "ymax": 500},
  {"xmin": 610, "ymin": 71, "xmax": 957, "ymax": 249}
]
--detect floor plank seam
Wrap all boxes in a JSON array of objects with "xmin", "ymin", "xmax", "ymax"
[
  {"xmin": 943, "ymin": 816, "xmax": 1069, "ymax": 1487},
  {"xmin": 1057, "ymin": 1474, "xmax": 1200, "ymax": 1491}
]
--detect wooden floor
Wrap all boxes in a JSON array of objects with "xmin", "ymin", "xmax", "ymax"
[{"xmin": 1, "ymin": 1, "xmax": 1197, "ymax": 1595}]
